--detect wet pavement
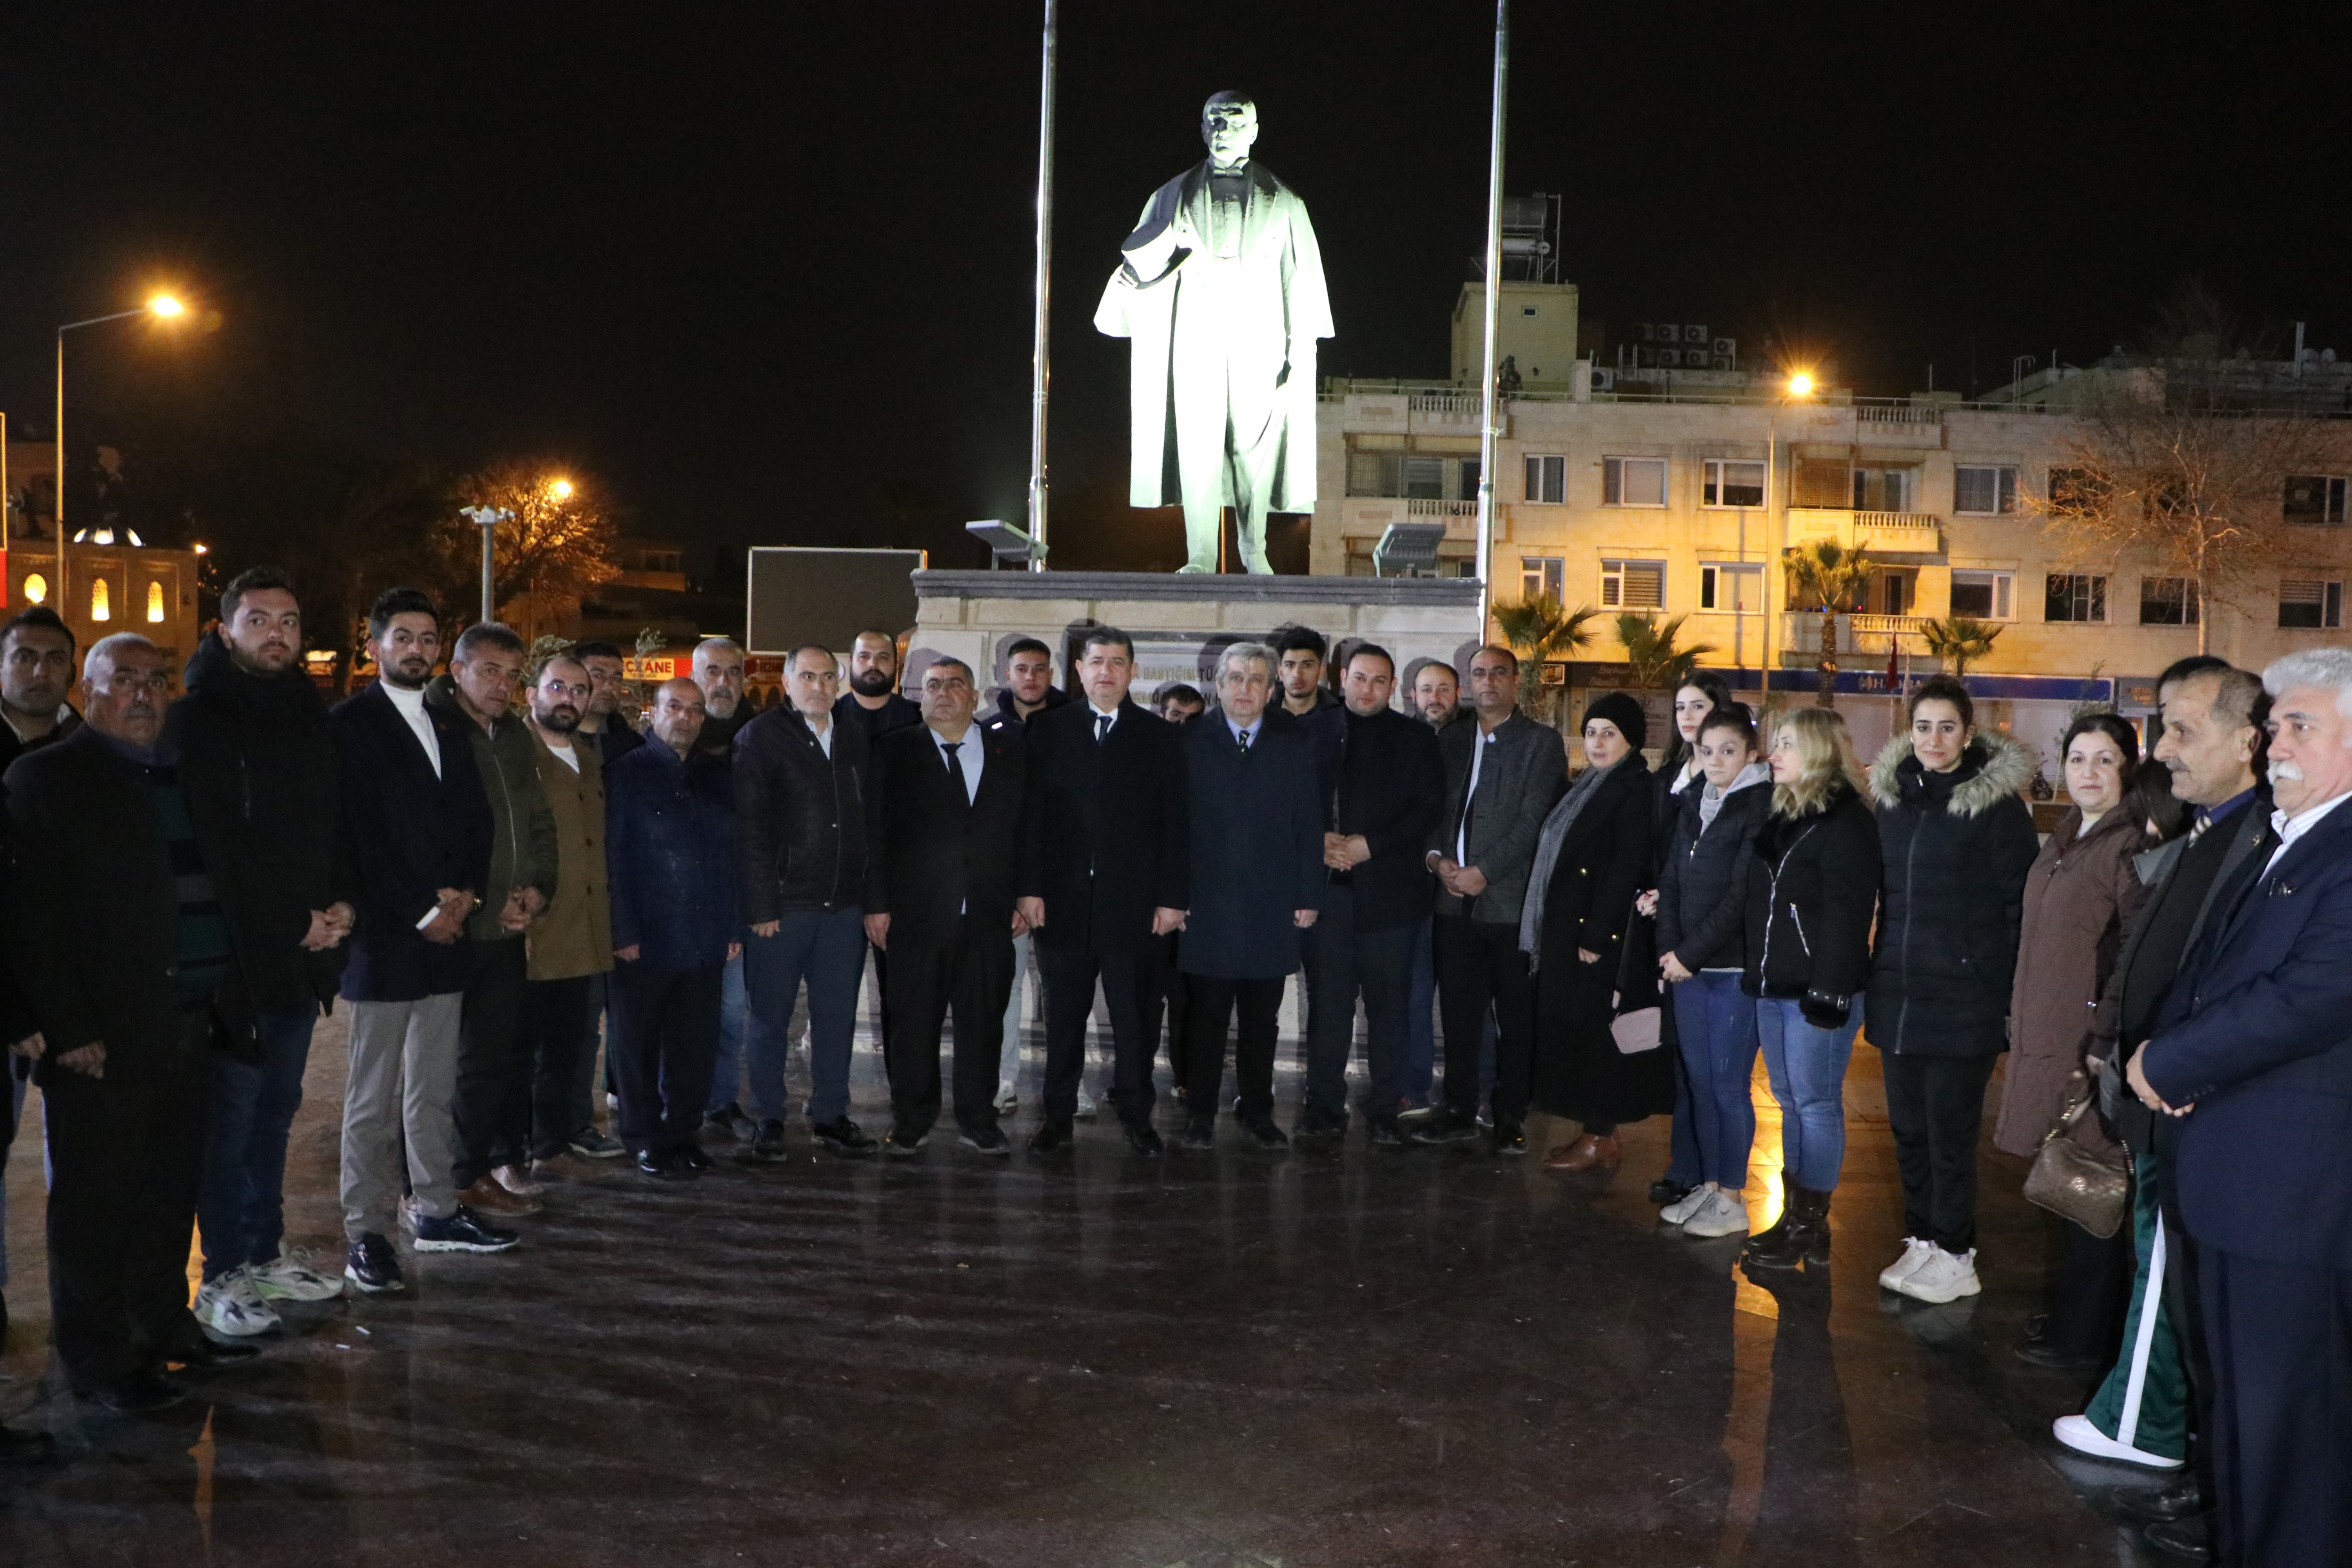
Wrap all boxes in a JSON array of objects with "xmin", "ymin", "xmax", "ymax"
[{"xmin": 0, "ymin": 1008, "xmax": 2175, "ymax": 1566}]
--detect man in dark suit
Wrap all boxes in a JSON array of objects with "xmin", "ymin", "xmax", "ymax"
[
  {"xmin": 7, "ymin": 634, "xmax": 257, "ymax": 1410},
  {"xmin": 1174, "ymin": 642, "xmax": 1323, "ymax": 1151},
  {"xmin": 330, "ymin": 588, "xmax": 504, "ymax": 1295},
  {"xmin": 2070, "ymin": 659, "xmax": 2271, "ymax": 1544},
  {"xmin": 1296, "ymin": 644, "xmax": 1441, "ymax": 1145},
  {"xmin": 1016, "ymin": 626, "xmax": 1187, "ymax": 1156},
  {"xmin": 2132, "ymin": 648, "xmax": 2352, "ymax": 1568},
  {"xmin": 864, "ymin": 656, "xmax": 1030, "ymax": 1157},
  {"xmin": 1415, "ymin": 646, "xmax": 1567, "ymax": 1156}
]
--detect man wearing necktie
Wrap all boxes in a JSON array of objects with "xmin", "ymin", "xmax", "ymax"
[
  {"xmin": 864, "ymin": 658, "xmax": 1032, "ymax": 1157},
  {"xmin": 1016, "ymin": 627, "xmax": 1188, "ymax": 1156},
  {"xmin": 2129, "ymin": 649, "xmax": 2352, "ymax": 1567}
]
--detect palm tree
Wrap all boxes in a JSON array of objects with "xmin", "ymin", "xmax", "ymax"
[
  {"xmin": 1782, "ymin": 540, "xmax": 1875, "ymax": 706},
  {"xmin": 1491, "ymin": 595, "xmax": 1599, "ymax": 726},
  {"xmin": 1919, "ymin": 615, "xmax": 2002, "ymax": 679},
  {"xmin": 1613, "ymin": 611, "xmax": 1716, "ymax": 693}
]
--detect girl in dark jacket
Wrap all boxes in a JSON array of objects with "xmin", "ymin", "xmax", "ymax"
[
  {"xmin": 1654, "ymin": 703, "xmax": 1772, "ymax": 1237},
  {"xmin": 1643, "ymin": 671, "xmax": 1734, "ymax": 1206},
  {"xmin": 1525, "ymin": 693, "xmax": 1669, "ymax": 1173},
  {"xmin": 1864, "ymin": 674, "xmax": 2039, "ymax": 1305},
  {"xmin": 1740, "ymin": 707, "xmax": 1882, "ymax": 1270}
]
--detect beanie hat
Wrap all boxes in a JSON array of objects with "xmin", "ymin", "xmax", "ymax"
[{"xmin": 1583, "ymin": 691, "xmax": 1648, "ymax": 750}]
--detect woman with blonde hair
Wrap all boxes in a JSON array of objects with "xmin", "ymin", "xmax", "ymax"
[{"xmin": 1739, "ymin": 706, "xmax": 1883, "ymax": 1271}]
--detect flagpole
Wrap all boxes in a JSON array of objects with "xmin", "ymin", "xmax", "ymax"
[
  {"xmin": 1473, "ymin": 0, "xmax": 1509, "ymax": 631},
  {"xmin": 1025, "ymin": 0, "xmax": 1057, "ymax": 571}
]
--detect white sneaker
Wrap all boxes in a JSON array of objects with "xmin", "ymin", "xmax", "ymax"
[
  {"xmin": 1661, "ymin": 1183, "xmax": 1713, "ymax": 1226},
  {"xmin": 1075, "ymin": 1090, "xmax": 1100, "ymax": 1122},
  {"xmin": 493, "ymin": 1162, "xmax": 545, "ymax": 1199},
  {"xmin": 1684, "ymin": 1188, "xmax": 1751, "ymax": 1239},
  {"xmin": 247, "ymin": 1247, "xmax": 346, "ymax": 1303},
  {"xmin": 194, "ymin": 1269, "xmax": 281, "ymax": 1338},
  {"xmin": 2051, "ymin": 1413, "xmax": 2184, "ymax": 1470},
  {"xmin": 1878, "ymin": 1237, "xmax": 1935, "ymax": 1292},
  {"xmin": 1894, "ymin": 1246, "xmax": 1982, "ymax": 1304},
  {"xmin": 994, "ymin": 1080, "xmax": 1019, "ymax": 1112}
]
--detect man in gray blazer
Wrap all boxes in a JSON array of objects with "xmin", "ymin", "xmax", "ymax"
[{"xmin": 1415, "ymin": 646, "xmax": 1566, "ymax": 1154}]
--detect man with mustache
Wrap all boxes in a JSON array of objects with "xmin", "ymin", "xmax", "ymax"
[
  {"xmin": 7, "ymin": 634, "xmax": 258, "ymax": 1410},
  {"xmin": 171, "ymin": 568, "xmax": 354, "ymax": 1340},
  {"xmin": 331, "ymin": 588, "xmax": 503, "ymax": 1295}
]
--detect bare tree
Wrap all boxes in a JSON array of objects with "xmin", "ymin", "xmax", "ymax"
[
  {"xmin": 440, "ymin": 462, "xmax": 621, "ymax": 641},
  {"xmin": 2037, "ymin": 290, "xmax": 2352, "ymax": 654}
]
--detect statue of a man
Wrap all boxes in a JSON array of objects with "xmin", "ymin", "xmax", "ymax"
[{"xmin": 1094, "ymin": 91, "xmax": 1333, "ymax": 574}]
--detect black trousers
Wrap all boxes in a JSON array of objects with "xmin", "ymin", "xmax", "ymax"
[
  {"xmin": 2042, "ymin": 1209, "xmax": 2136, "ymax": 1362},
  {"xmin": 523, "ymin": 974, "xmax": 596, "ymax": 1159},
  {"xmin": 1142, "ymin": 933, "xmax": 1187, "ymax": 1087},
  {"xmin": 2200, "ymin": 1247, "xmax": 2352, "ymax": 1568},
  {"xmin": 1183, "ymin": 973, "xmax": 1285, "ymax": 1123},
  {"xmin": 452, "ymin": 937, "xmax": 530, "ymax": 1187},
  {"xmin": 44, "ymin": 1016, "xmax": 211, "ymax": 1390},
  {"xmin": 609, "ymin": 962, "xmax": 723, "ymax": 1154},
  {"xmin": 1434, "ymin": 914, "xmax": 1535, "ymax": 1127},
  {"xmin": 882, "ymin": 915, "xmax": 1013, "ymax": 1138},
  {"xmin": 1037, "ymin": 938, "xmax": 1160, "ymax": 1128},
  {"xmin": 1301, "ymin": 884, "xmax": 1417, "ymax": 1120},
  {"xmin": 1879, "ymin": 1050, "xmax": 1998, "ymax": 1253}
]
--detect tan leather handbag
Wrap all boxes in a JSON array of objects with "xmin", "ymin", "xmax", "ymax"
[{"xmin": 2022, "ymin": 1070, "xmax": 2131, "ymax": 1238}]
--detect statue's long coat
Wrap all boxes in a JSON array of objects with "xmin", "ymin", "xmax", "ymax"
[{"xmin": 1093, "ymin": 160, "xmax": 1333, "ymax": 511}]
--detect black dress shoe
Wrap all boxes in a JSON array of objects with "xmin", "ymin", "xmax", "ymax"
[
  {"xmin": 958, "ymin": 1125, "xmax": 1013, "ymax": 1157},
  {"xmin": 1123, "ymin": 1122, "xmax": 1164, "ymax": 1156},
  {"xmin": 162, "ymin": 1333, "xmax": 261, "ymax": 1368},
  {"xmin": 0, "ymin": 1421, "xmax": 56, "ymax": 1463},
  {"xmin": 1178, "ymin": 1116, "xmax": 1215, "ymax": 1151},
  {"xmin": 1649, "ymin": 1177, "xmax": 1696, "ymax": 1205},
  {"xmin": 1366, "ymin": 1116, "xmax": 1408, "ymax": 1148},
  {"xmin": 79, "ymin": 1371, "xmax": 185, "ymax": 1412},
  {"xmin": 1028, "ymin": 1120, "xmax": 1074, "ymax": 1154},
  {"xmin": 1292, "ymin": 1105, "xmax": 1346, "ymax": 1140},
  {"xmin": 883, "ymin": 1127, "xmax": 929, "ymax": 1157},
  {"xmin": 1409, "ymin": 1109, "xmax": 1479, "ymax": 1145},
  {"xmin": 2116, "ymin": 1481, "xmax": 2209, "ymax": 1525},
  {"xmin": 1240, "ymin": 1116, "xmax": 1290, "ymax": 1151},
  {"xmin": 637, "ymin": 1148, "xmax": 684, "ymax": 1179},
  {"xmin": 2142, "ymin": 1514, "xmax": 2213, "ymax": 1562},
  {"xmin": 676, "ymin": 1144, "xmax": 715, "ymax": 1173},
  {"xmin": 813, "ymin": 1118, "xmax": 877, "ymax": 1156},
  {"xmin": 1492, "ymin": 1121, "xmax": 1528, "ymax": 1156}
]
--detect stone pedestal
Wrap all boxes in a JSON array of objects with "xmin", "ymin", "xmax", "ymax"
[{"xmin": 909, "ymin": 570, "xmax": 1486, "ymax": 701}]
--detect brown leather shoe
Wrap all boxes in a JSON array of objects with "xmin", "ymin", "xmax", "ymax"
[
  {"xmin": 459, "ymin": 1175, "xmax": 539, "ymax": 1217},
  {"xmin": 492, "ymin": 1162, "xmax": 546, "ymax": 1199},
  {"xmin": 1543, "ymin": 1132, "xmax": 1621, "ymax": 1172}
]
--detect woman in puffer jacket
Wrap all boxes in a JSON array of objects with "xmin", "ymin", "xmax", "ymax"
[
  {"xmin": 1864, "ymin": 674, "xmax": 2040, "ymax": 1306},
  {"xmin": 1739, "ymin": 707, "xmax": 1881, "ymax": 1271},
  {"xmin": 1654, "ymin": 702, "xmax": 1773, "ymax": 1239}
]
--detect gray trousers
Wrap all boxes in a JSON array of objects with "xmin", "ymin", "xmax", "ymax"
[{"xmin": 340, "ymin": 993, "xmax": 464, "ymax": 1240}]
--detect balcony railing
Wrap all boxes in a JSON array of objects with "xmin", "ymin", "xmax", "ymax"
[
  {"xmin": 1407, "ymin": 498, "xmax": 1479, "ymax": 518},
  {"xmin": 1786, "ymin": 508, "xmax": 1944, "ymax": 555},
  {"xmin": 1780, "ymin": 612, "xmax": 1936, "ymax": 657}
]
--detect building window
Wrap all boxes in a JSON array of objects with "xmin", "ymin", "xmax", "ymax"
[
  {"xmin": 1601, "ymin": 559, "xmax": 1665, "ymax": 609},
  {"xmin": 146, "ymin": 580, "xmax": 167, "ymax": 622},
  {"xmin": 2279, "ymin": 579, "xmax": 2345, "ymax": 629},
  {"xmin": 90, "ymin": 578, "xmax": 110, "ymax": 622},
  {"xmin": 1852, "ymin": 465, "xmax": 1918, "ymax": 512},
  {"xmin": 2140, "ymin": 577, "xmax": 2199, "ymax": 625},
  {"xmin": 20, "ymin": 573, "xmax": 45, "ymax": 606},
  {"xmin": 1949, "ymin": 570, "xmax": 2015, "ymax": 620},
  {"xmin": 1699, "ymin": 563, "xmax": 1762, "ymax": 612},
  {"xmin": 2044, "ymin": 573, "xmax": 2108, "ymax": 623},
  {"xmin": 1521, "ymin": 556, "xmax": 1565, "ymax": 602},
  {"xmin": 1955, "ymin": 465, "xmax": 2020, "ymax": 515},
  {"xmin": 1702, "ymin": 459, "xmax": 1765, "ymax": 508},
  {"xmin": 1874, "ymin": 569, "xmax": 1916, "ymax": 615},
  {"xmin": 1602, "ymin": 456, "xmax": 1667, "ymax": 507},
  {"xmin": 2049, "ymin": 466, "xmax": 2105, "ymax": 512},
  {"xmin": 1790, "ymin": 453, "xmax": 1851, "ymax": 508},
  {"xmin": 1523, "ymin": 455, "xmax": 1566, "ymax": 504},
  {"xmin": 1459, "ymin": 458, "xmax": 1481, "ymax": 502},
  {"xmin": 2283, "ymin": 475, "xmax": 2349, "ymax": 525}
]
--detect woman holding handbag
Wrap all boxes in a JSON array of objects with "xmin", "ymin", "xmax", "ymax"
[{"xmin": 1739, "ymin": 707, "xmax": 1881, "ymax": 1271}]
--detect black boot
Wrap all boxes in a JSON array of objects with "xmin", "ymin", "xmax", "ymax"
[{"xmin": 1743, "ymin": 1186, "xmax": 1832, "ymax": 1271}]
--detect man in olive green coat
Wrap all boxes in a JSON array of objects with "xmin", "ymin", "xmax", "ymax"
[
  {"xmin": 425, "ymin": 623, "xmax": 558, "ymax": 1216},
  {"xmin": 521, "ymin": 652, "xmax": 620, "ymax": 1164}
]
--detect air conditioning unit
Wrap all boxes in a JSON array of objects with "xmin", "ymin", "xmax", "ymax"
[
  {"xmin": 1684, "ymin": 324, "xmax": 1709, "ymax": 345},
  {"xmin": 1657, "ymin": 348, "xmax": 1683, "ymax": 368},
  {"xmin": 1711, "ymin": 355, "xmax": 1735, "ymax": 372},
  {"xmin": 1713, "ymin": 336, "xmax": 1737, "ymax": 358},
  {"xmin": 1590, "ymin": 367, "xmax": 1616, "ymax": 391},
  {"xmin": 1654, "ymin": 323, "xmax": 1679, "ymax": 343},
  {"xmin": 1635, "ymin": 322, "xmax": 1657, "ymax": 342}
]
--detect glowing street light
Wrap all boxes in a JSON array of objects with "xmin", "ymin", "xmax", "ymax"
[
  {"xmin": 56, "ymin": 290, "xmax": 199, "ymax": 621},
  {"xmin": 1759, "ymin": 368, "xmax": 1820, "ymax": 704},
  {"xmin": 1786, "ymin": 370, "xmax": 1815, "ymax": 398},
  {"xmin": 548, "ymin": 477, "xmax": 575, "ymax": 502}
]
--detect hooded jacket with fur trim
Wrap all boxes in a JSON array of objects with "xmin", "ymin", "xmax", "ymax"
[{"xmin": 1863, "ymin": 731, "xmax": 2041, "ymax": 1056}]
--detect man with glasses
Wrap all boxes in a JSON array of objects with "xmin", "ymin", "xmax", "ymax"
[{"xmin": 737, "ymin": 644, "xmax": 877, "ymax": 1159}]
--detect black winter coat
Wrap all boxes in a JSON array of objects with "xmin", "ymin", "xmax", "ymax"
[
  {"xmin": 1178, "ymin": 711, "xmax": 1324, "ymax": 980},
  {"xmin": 733, "ymin": 704, "xmax": 868, "ymax": 921},
  {"xmin": 1864, "ymin": 734, "xmax": 2040, "ymax": 1056},
  {"xmin": 1020, "ymin": 699, "xmax": 1188, "ymax": 954},
  {"xmin": 606, "ymin": 742, "xmax": 739, "ymax": 971},
  {"xmin": 1742, "ymin": 782, "xmax": 1882, "ymax": 1004},
  {"xmin": 1655, "ymin": 767, "xmax": 1773, "ymax": 971},
  {"xmin": 167, "ymin": 634, "xmax": 350, "ymax": 1016},
  {"xmin": 1319, "ymin": 704, "xmax": 1445, "ymax": 932}
]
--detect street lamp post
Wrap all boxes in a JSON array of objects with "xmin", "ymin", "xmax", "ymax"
[
  {"xmin": 1757, "ymin": 371, "xmax": 1815, "ymax": 707},
  {"xmin": 54, "ymin": 294, "xmax": 188, "ymax": 619},
  {"xmin": 460, "ymin": 506, "xmax": 510, "ymax": 624}
]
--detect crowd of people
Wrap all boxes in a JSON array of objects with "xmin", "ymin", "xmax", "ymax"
[{"xmin": 0, "ymin": 566, "xmax": 2342, "ymax": 1565}]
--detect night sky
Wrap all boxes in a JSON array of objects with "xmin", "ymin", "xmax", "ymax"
[{"xmin": 5, "ymin": 4, "xmax": 2347, "ymax": 577}]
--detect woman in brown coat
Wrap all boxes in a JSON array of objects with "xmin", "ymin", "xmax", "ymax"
[{"xmin": 1996, "ymin": 711, "xmax": 2167, "ymax": 1369}]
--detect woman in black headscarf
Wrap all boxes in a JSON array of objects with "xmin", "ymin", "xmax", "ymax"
[{"xmin": 1526, "ymin": 692, "xmax": 1675, "ymax": 1172}]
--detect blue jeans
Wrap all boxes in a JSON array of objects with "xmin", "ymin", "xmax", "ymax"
[
  {"xmin": 197, "ymin": 1007, "xmax": 317, "ymax": 1281},
  {"xmin": 744, "ymin": 906, "xmax": 868, "ymax": 1126},
  {"xmin": 1755, "ymin": 995, "xmax": 1862, "ymax": 1194},
  {"xmin": 1670, "ymin": 973, "xmax": 1759, "ymax": 1190},
  {"xmin": 706, "ymin": 949, "xmax": 778, "ymax": 1116},
  {"xmin": 1403, "ymin": 918, "xmax": 1436, "ymax": 1102}
]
